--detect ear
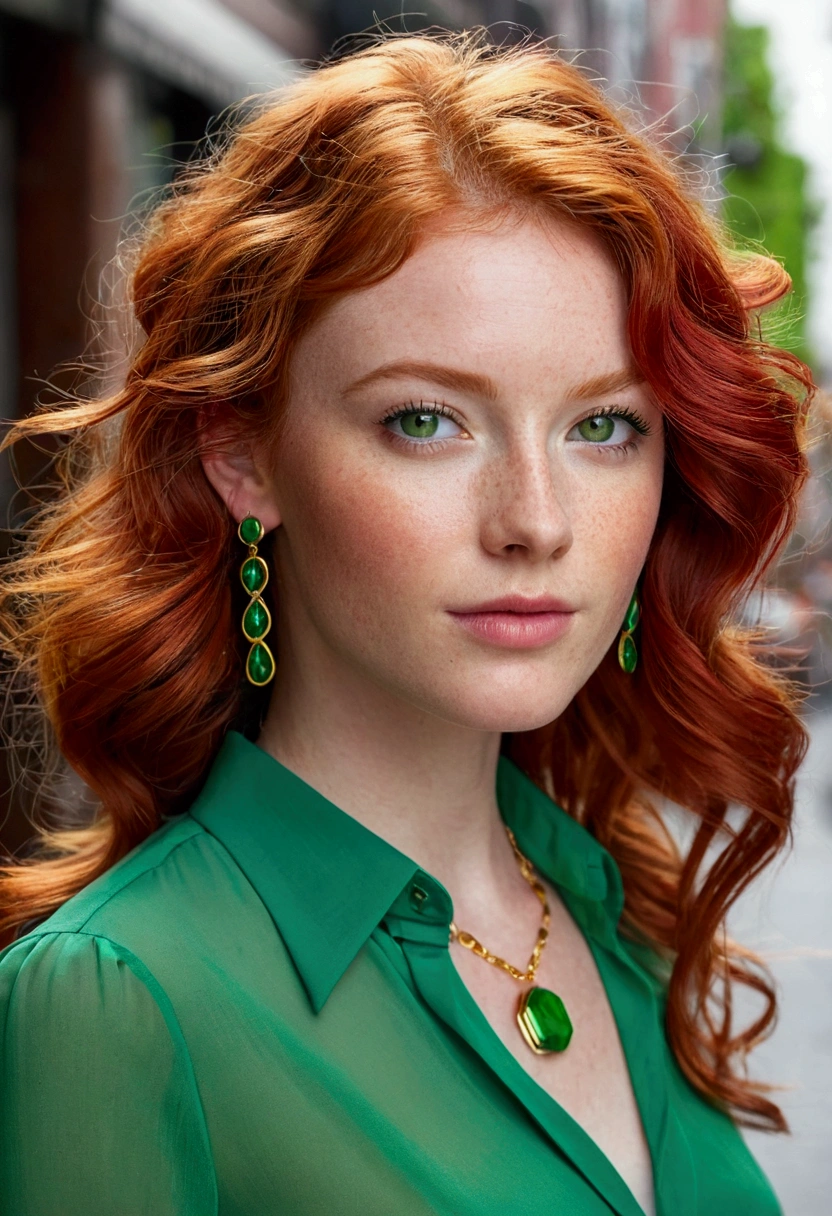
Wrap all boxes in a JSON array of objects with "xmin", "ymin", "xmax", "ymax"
[{"xmin": 198, "ymin": 410, "xmax": 282, "ymax": 533}]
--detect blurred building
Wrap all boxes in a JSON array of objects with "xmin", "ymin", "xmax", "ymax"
[
  {"xmin": 0, "ymin": 0, "xmax": 306, "ymax": 456},
  {"xmin": 552, "ymin": 0, "xmax": 726, "ymax": 154}
]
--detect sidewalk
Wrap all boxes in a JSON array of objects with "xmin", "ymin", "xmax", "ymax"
[{"xmin": 733, "ymin": 706, "xmax": 832, "ymax": 1213}]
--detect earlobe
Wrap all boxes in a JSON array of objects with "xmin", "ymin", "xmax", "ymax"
[{"xmin": 197, "ymin": 411, "xmax": 282, "ymax": 533}]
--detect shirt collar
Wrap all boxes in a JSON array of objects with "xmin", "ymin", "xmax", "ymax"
[{"xmin": 190, "ymin": 731, "xmax": 623, "ymax": 1012}]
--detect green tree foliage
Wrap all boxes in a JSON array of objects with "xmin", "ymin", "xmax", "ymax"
[{"xmin": 721, "ymin": 17, "xmax": 817, "ymax": 362}]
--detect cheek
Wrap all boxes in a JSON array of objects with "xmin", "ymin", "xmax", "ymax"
[
  {"xmin": 570, "ymin": 459, "xmax": 663, "ymax": 620},
  {"xmin": 277, "ymin": 444, "xmax": 463, "ymax": 629},
  {"xmin": 582, "ymin": 478, "xmax": 660, "ymax": 556}
]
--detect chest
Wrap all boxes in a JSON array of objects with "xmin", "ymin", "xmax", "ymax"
[
  {"xmin": 450, "ymin": 886, "xmax": 656, "ymax": 1216},
  {"xmin": 156, "ymin": 865, "xmax": 782, "ymax": 1216}
]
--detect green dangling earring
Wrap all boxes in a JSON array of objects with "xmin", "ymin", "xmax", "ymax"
[
  {"xmin": 238, "ymin": 516, "xmax": 275, "ymax": 686},
  {"xmin": 618, "ymin": 592, "xmax": 640, "ymax": 673}
]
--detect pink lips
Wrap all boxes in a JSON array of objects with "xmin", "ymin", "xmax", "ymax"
[{"xmin": 448, "ymin": 596, "xmax": 576, "ymax": 649}]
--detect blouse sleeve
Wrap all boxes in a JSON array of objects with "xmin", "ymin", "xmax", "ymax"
[{"xmin": 0, "ymin": 930, "xmax": 217, "ymax": 1215}]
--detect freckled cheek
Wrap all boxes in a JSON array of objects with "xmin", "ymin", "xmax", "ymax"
[
  {"xmin": 281, "ymin": 459, "xmax": 466, "ymax": 619},
  {"xmin": 571, "ymin": 472, "xmax": 662, "ymax": 610}
]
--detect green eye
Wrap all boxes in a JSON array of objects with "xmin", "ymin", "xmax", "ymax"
[
  {"xmin": 400, "ymin": 412, "xmax": 440, "ymax": 439},
  {"xmin": 578, "ymin": 415, "xmax": 615, "ymax": 443}
]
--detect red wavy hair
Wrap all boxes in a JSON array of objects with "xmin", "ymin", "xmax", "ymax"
[{"xmin": 0, "ymin": 33, "xmax": 811, "ymax": 1131}]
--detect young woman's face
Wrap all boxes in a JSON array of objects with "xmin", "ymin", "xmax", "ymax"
[{"xmin": 267, "ymin": 211, "xmax": 665, "ymax": 732}]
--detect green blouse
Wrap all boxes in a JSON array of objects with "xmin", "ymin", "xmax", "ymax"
[{"xmin": 0, "ymin": 732, "xmax": 779, "ymax": 1215}]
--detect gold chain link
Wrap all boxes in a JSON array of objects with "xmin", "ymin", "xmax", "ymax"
[{"xmin": 449, "ymin": 826, "xmax": 550, "ymax": 983}]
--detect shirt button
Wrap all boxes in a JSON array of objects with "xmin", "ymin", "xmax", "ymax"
[{"xmin": 409, "ymin": 884, "xmax": 430, "ymax": 913}]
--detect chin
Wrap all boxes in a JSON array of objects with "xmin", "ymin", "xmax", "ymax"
[
  {"xmin": 433, "ymin": 682, "xmax": 577, "ymax": 735},
  {"xmin": 466, "ymin": 707, "xmax": 567, "ymax": 734}
]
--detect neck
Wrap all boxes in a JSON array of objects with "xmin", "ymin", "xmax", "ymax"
[{"xmin": 257, "ymin": 635, "xmax": 518, "ymax": 914}]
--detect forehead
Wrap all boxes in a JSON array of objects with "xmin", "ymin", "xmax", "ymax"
[{"xmin": 293, "ymin": 211, "xmax": 632, "ymax": 393}]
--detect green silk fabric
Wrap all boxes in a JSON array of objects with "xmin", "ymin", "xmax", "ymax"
[{"xmin": 0, "ymin": 732, "xmax": 780, "ymax": 1215}]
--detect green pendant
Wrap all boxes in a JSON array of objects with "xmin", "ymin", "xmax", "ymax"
[
  {"xmin": 623, "ymin": 594, "xmax": 640, "ymax": 633},
  {"xmin": 618, "ymin": 632, "xmax": 638, "ymax": 674},
  {"xmin": 241, "ymin": 555, "xmax": 268, "ymax": 595},
  {"xmin": 243, "ymin": 597, "xmax": 270, "ymax": 641},
  {"xmin": 238, "ymin": 515, "xmax": 264, "ymax": 546},
  {"xmin": 246, "ymin": 640, "xmax": 275, "ymax": 686},
  {"xmin": 517, "ymin": 986, "xmax": 573, "ymax": 1054}
]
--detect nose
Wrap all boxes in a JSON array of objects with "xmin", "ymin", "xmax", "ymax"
[{"xmin": 479, "ymin": 442, "xmax": 573, "ymax": 562}]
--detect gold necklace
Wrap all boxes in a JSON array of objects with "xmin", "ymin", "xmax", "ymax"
[{"xmin": 449, "ymin": 825, "xmax": 573, "ymax": 1054}]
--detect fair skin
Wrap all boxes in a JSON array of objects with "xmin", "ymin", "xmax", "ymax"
[{"xmin": 202, "ymin": 209, "xmax": 665, "ymax": 1215}]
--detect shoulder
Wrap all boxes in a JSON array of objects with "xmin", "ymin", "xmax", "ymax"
[
  {"xmin": 9, "ymin": 807, "xmax": 268, "ymax": 944},
  {"xmin": 0, "ymin": 809, "xmax": 278, "ymax": 1025},
  {"xmin": 20, "ymin": 812, "xmax": 214, "ymax": 937},
  {"xmin": 0, "ymin": 815, "xmax": 216, "ymax": 1063}
]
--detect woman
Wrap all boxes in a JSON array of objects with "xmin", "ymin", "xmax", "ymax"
[{"xmin": 0, "ymin": 33, "xmax": 810, "ymax": 1216}]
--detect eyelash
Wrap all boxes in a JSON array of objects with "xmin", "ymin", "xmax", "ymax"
[
  {"xmin": 380, "ymin": 401, "xmax": 463, "ymax": 449},
  {"xmin": 577, "ymin": 406, "xmax": 652, "ymax": 452},
  {"xmin": 379, "ymin": 402, "xmax": 653, "ymax": 451},
  {"xmin": 583, "ymin": 405, "xmax": 651, "ymax": 434}
]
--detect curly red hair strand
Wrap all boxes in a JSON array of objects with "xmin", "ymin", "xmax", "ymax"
[{"xmin": 0, "ymin": 33, "xmax": 811, "ymax": 1133}]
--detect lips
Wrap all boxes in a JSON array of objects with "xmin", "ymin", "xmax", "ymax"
[
  {"xmin": 447, "ymin": 596, "xmax": 576, "ymax": 649},
  {"xmin": 451, "ymin": 595, "xmax": 575, "ymax": 615}
]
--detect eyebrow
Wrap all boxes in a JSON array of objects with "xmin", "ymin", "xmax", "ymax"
[
  {"xmin": 568, "ymin": 367, "xmax": 644, "ymax": 401},
  {"xmin": 342, "ymin": 360, "xmax": 500, "ymax": 401},
  {"xmin": 342, "ymin": 359, "xmax": 644, "ymax": 403}
]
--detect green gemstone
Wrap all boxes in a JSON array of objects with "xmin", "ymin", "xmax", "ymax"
[
  {"xmin": 246, "ymin": 641, "xmax": 274, "ymax": 685},
  {"xmin": 518, "ymin": 987, "xmax": 573, "ymax": 1053},
  {"xmin": 619, "ymin": 632, "xmax": 638, "ymax": 673},
  {"xmin": 623, "ymin": 595, "xmax": 640, "ymax": 632},
  {"xmin": 243, "ymin": 598, "xmax": 270, "ymax": 640},
  {"xmin": 239, "ymin": 516, "xmax": 263, "ymax": 545},
  {"xmin": 241, "ymin": 556, "xmax": 267, "ymax": 594}
]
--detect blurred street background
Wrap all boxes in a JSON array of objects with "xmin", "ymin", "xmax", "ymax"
[{"xmin": 0, "ymin": 0, "xmax": 830, "ymax": 1209}]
